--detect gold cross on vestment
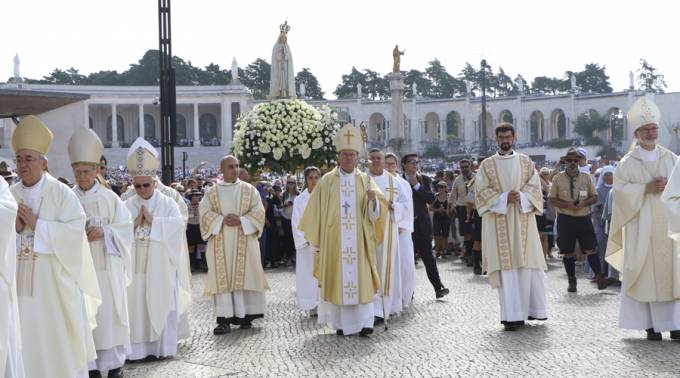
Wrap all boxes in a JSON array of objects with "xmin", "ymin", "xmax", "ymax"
[
  {"xmin": 385, "ymin": 185, "xmax": 398, "ymax": 200},
  {"xmin": 343, "ymin": 129, "xmax": 355, "ymax": 144},
  {"xmin": 344, "ymin": 281, "xmax": 357, "ymax": 299},
  {"xmin": 342, "ymin": 247, "xmax": 357, "ymax": 265}
]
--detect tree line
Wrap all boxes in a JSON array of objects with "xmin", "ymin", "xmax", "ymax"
[{"xmin": 5, "ymin": 49, "xmax": 667, "ymax": 100}]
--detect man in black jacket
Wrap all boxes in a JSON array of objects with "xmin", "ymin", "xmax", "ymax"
[{"xmin": 402, "ymin": 153, "xmax": 449, "ymax": 299}]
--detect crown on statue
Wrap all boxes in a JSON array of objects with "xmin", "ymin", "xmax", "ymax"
[{"xmin": 279, "ymin": 21, "xmax": 290, "ymax": 34}]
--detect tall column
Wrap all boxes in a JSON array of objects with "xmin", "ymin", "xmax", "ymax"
[
  {"xmin": 388, "ymin": 72, "xmax": 406, "ymax": 155},
  {"xmin": 138, "ymin": 104, "xmax": 145, "ymax": 139},
  {"xmin": 193, "ymin": 103, "xmax": 200, "ymax": 146},
  {"xmin": 111, "ymin": 104, "xmax": 119, "ymax": 147},
  {"xmin": 221, "ymin": 99, "xmax": 232, "ymax": 147}
]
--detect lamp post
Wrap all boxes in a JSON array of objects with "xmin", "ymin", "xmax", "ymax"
[
  {"xmin": 480, "ymin": 59, "xmax": 489, "ymax": 156},
  {"xmin": 158, "ymin": 0, "xmax": 176, "ymax": 185}
]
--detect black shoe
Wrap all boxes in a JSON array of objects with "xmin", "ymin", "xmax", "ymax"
[
  {"xmin": 646, "ymin": 328, "xmax": 662, "ymax": 341},
  {"xmin": 239, "ymin": 319, "xmax": 253, "ymax": 329},
  {"xmin": 435, "ymin": 287, "xmax": 450, "ymax": 299},
  {"xmin": 89, "ymin": 371, "xmax": 103, "ymax": 378},
  {"xmin": 213, "ymin": 323, "xmax": 230, "ymax": 335},
  {"xmin": 108, "ymin": 367, "xmax": 124, "ymax": 378},
  {"xmin": 336, "ymin": 329, "xmax": 344, "ymax": 336},
  {"xmin": 466, "ymin": 254, "xmax": 473, "ymax": 267},
  {"xmin": 473, "ymin": 266, "xmax": 482, "ymax": 275},
  {"xmin": 670, "ymin": 330, "xmax": 680, "ymax": 340},
  {"xmin": 568, "ymin": 276, "xmax": 577, "ymax": 293},
  {"xmin": 359, "ymin": 327, "xmax": 373, "ymax": 337},
  {"xmin": 596, "ymin": 273, "xmax": 608, "ymax": 290},
  {"xmin": 504, "ymin": 323, "xmax": 520, "ymax": 331},
  {"xmin": 374, "ymin": 316, "xmax": 384, "ymax": 325}
]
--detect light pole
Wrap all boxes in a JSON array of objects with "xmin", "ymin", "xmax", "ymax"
[
  {"xmin": 480, "ymin": 59, "xmax": 489, "ymax": 155},
  {"xmin": 158, "ymin": 0, "xmax": 176, "ymax": 185}
]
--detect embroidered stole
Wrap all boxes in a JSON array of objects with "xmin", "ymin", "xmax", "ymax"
[
  {"xmin": 482, "ymin": 155, "xmax": 533, "ymax": 270},
  {"xmin": 206, "ymin": 184, "xmax": 252, "ymax": 293}
]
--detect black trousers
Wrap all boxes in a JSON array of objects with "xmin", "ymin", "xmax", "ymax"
[
  {"xmin": 281, "ymin": 218, "xmax": 295, "ymax": 261},
  {"xmin": 413, "ymin": 232, "xmax": 444, "ymax": 291}
]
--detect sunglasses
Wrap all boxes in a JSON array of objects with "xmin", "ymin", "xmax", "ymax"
[
  {"xmin": 406, "ymin": 159, "xmax": 418, "ymax": 164},
  {"xmin": 134, "ymin": 183, "xmax": 152, "ymax": 189}
]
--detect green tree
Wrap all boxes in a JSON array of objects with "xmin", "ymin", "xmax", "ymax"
[
  {"xmin": 334, "ymin": 67, "xmax": 366, "ymax": 99},
  {"xmin": 200, "ymin": 63, "xmax": 231, "ymax": 85},
  {"xmin": 636, "ymin": 59, "xmax": 667, "ymax": 93},
  {"xmin": 41, "ymin": 67, "xmax": 85, "ymax": 84},
  {"xmin": 403, "ymin": 69, "xmax": 432, "ymax": 98},
  {"xmin": 531, "ymin": 76, "xmax": 566, "ymax": 95},
  {"xmin": 459, "ymin": 62, "xmax": 479, "ymax": 96},
  {"xmin": 573, "ymin": 110, "xmax": 609, "ymax": 145},
  {"xmin": 295, "ymin": 68, "xmax": 324, "ymax": 99},
  {"xmin": 241, "ymin": 58, "xmax": 271, "ymax": 99},
  {"xmin": 425, "ymin": 59, "xmax": 464, "ymax": 98},
  {"xmin": 495, "ymin": 67, "xmax": 517, "ymax": 96},
  {"xmin": 362, "ymin": 69, "xmax": 389, "ymax": 100},
  {"xmin": 573, "ymin": 63, "xmax": 612, "ymax": 93}
]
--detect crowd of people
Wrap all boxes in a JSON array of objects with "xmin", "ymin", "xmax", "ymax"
[{"xmin": 1, "ymin": 95, "xmax": 680, "ymax": 378}]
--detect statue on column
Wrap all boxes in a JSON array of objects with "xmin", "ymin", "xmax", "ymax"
[
  {"xmin": 231, "ymin": 57, "xmax": 240, "ymax": 84},
  {"xmin": 629, "ymin": 70, "xmax": 635, "ymax": 89},
  {"xmin": 357, "ymin": 83, "xmax": 363, "ymax": 99},
  {"xmin": 392, "ymin": 45, "xmax": 405, "ymax": 73},
  {"xmin": 13, "ymin": 54, "xmax": 21, "ymax": 82},
  {"xmin": 299, "ymin": 82, "xmax": 306, "ymax": 98},
  {"xmin": 570, "ymin": 73, "xmax": 577, "ymax": 92},
  {"xmin": 515, "ymin": 76, "xmax": 525, "ymax": 96},
  {"xmin": 466, "ymin": 81, "xmax": 473, "ymax": 97},
  {"xmin": 269, "ymin": 21, "xmax": 297, "ymax": 99},
  {"xmin": 412, "ymin": 82, "xmax": 417, "ymax": 98}
]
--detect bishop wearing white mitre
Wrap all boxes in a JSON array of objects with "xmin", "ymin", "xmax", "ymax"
[{"xmin": 124, "ymin": 138, "xmax": 190, "ymax": 359}]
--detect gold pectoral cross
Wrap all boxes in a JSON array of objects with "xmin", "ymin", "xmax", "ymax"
[{"xmin": 344, "ymin": 281, "xmax": 357, "ymax": 299}]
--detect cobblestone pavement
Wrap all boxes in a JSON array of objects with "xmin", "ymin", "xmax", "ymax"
[{"xmin": 124, "ymin": 257, "xmax": 680, "ymax": 377}]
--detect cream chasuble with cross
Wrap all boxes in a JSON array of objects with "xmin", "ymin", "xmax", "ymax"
[
  {"xmin": 0, "ymin": 176, "xmax": 23, "ymax": 378},
  {"xmin": 11, "ymin": 173, "xmax": 101, "ymax": 378},
  {"xmin": 606, "ymin": 146, "xmax": 680, "ymax": 331},
  {"xmin": 299, "ymin": 167, "xmax": 386, "ymax": 334},
  {"xmin": 371, "ymin": 170, "xmax": 405, "ymax": 319},
  {"xmin": 199, "ymin": 180, "xmax": 269, "ymax": 321}
]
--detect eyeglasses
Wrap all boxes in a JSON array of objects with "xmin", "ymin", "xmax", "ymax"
[
  {"xmin": 637, "ymin": 126, "xmax": 658, "ymax": 134},
  {"xmin": 406, "ymin": 159, "xmax": 418, "ymax": 164},
  {"xmin": 134, "ymin": 183, "xmax": 152, "ymax": 189}
]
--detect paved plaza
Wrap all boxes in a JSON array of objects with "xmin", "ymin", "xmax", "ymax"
[{"xmin": 125, "ymin": 257, "xmax": 680, "ymax": 377}]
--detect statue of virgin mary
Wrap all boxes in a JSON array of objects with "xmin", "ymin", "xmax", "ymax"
[{"xmin": 269, "ymin": 21, "xmax": 297, "ymax": 99}]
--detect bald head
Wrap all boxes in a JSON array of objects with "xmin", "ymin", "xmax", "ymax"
[{"xmin": 220, "ymin": 155, "xmax": 239, "ymax": 182}]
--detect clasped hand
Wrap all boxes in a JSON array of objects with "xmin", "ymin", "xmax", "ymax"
[
  {"xmin": 646, "ymin": 177, "xmax": 667, "ymax": 193},
  {"xmin": 506, "ymin": 191, "xmax": 521, "ymax": 205},
  {"xmin": 134, "ymin": 205, "xmax": 153, "ymax": 228},
  {"xmin": 86, "ymin": 226, "xmax": 104, "ymax": 241},
  {"xmin": 223, "ymin": 214, "xmax": 241, "ymax": 227},
  {"xmin": 16, "ymin": 204, "xmax": 37, "ymax": 233}
]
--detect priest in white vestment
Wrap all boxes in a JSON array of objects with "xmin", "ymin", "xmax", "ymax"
[
  {"xmin": 606, "ymin": 97, "xmax": 680, "ymax": 340},
  {"xmin": 198, "ymin": 156, "xmax": 269, "ymax": 334},
  {"xmin": 292, "ymin": 167, "xmax": 321, "ymax": 315},
  {"xmin": 474, "ymin": 123, "xmax": 547, "ymax": 331},
  {"xmin": 384, "ymin": 153, "xmax": 415, "ymax": 308},
  {"xmin": 123, "ymin": 139, "xmax": 189, "ymax": 359},
  {"xmin": 10, "ymin": 116, "xmax": 101, "ymax": 377},
  {"xmin": 299, "ymin": 124, "xmax": 386, "ymax": 337},
  {"xmin": 68, "ymin": 128, "xmax": 133, "ymax": 377},
  {"xmin": 0, "ymin": 168, "xmax": 23, "ymax": 378},
  {"xmin": 368, "ymin": 149, "xmax": 410, "ymax": 320}
]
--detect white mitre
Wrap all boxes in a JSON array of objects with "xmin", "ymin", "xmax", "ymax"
[
  {"xmin": 126, "ymin": 137, "xmax": 159, "ymax": 177},
  {"xmin": 334, "ymin": 123, "xmax": 362, "ymax": 153},
  {"xmin": 68, "ymin": 127, "xmax": 103, "ymax": 166},
  {"xmin": 627, "ymin": 97, "xmax": 660, "ymax": 134},
  {"xmin": 12, "ymin": 115, "xmax": 53, "ymax": 154}
]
